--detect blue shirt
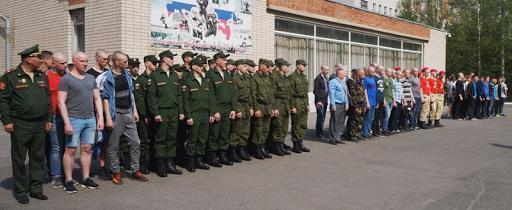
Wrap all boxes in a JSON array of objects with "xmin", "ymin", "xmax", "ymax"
[
  {"xmin": 329, "ymin": 77, "xmax": 348, "ymax": 106},
  {"xmin": 363, "ymin": 76, "xmax": 377, "ymax": 107},
  {"xmin": 482, "ymin": 82, "xmax": 489, "ymax": 98}
]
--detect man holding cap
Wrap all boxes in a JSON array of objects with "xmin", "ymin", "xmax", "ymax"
[
  {"xmin": 147, "ymin": 50, "xmax": 185, "ymax": 177},
  {"xmin": 0, "ymin": 45, "xmax": 53, "ymax": 204},
  {"xmin": 205, "ymin": 52, "xmax": 236, "ymax": 166},
  {"xmin": 289, "ymin": 59, "xmax": 311, "ymax": 153}
]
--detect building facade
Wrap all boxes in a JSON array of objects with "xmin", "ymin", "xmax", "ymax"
[{"xmin": 0, "ymin": 0, "xmax": 446, "ymax": 92}]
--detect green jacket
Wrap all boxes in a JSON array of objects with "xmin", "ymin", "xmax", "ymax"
[
  {"xmin": 251, "ymin": 71, "xmax": 275, "ymax": 115},
  {"xmin": 147, "ymin": 67, "xmax": 184, "ymax": 117},
  {"xmin": 233, "ymin": 72, "xmax": 253, "ymax": 119},
  {"xmin": 289, "ymin": 70, "xmax": 309, "ymax": 112},
  {"xmin": 0, "ymin": 66, "xmax": 53, "ymax": 124},
  {"xmin": 271, "ymin": 71, "xmax": 292, "ymax": 115},
  {"xmin": 206, "ymin": 68, "xmax": 236, "ymax": 113},
  {"xmin": 133, "ymin": 72, "xmax": 151, "ymax": 119},
  {"xmin": 183, "ymin": 72, "xmax": 215, "ymax": 123}
]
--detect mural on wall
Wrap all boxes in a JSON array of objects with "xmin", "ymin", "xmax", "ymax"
[{"xmin": 151, "ymin": 0, "xmax": 253, "ymax": 54}]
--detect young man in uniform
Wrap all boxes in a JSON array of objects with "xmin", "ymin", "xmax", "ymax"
[
  {"xmin": 269, "ymin": 58, "xmax": 292, "ymax": 156},
  {"xmin": 289, "ymin": 59, "xmax": 311, "ymax": 153},
  {"xmin": 346, "ymin": 68, "xmax": 367, "ymax": 142},
  {"xmin": 419, "ymin": 67, "xmax": 432, "ymax": 129}
]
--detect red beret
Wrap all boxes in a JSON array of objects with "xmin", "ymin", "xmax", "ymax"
[
  {"xmin": 439, "ymin": 70, "xmax": 446, "ymax": 75},
  {"xmin": 394, "ymin": 66, "xmax": 401, "ymax": 71},
  {"xmin": 430, "ymin": 69, "xmax": 438, "ymax": 73},
  {"xmin": 421, "ymin": 66, "xmax": 430, "ymax": 72}
]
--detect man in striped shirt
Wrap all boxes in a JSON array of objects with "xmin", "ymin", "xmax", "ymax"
[{"xmin": 401, "ymin": 69, "xmax": 415, "ymax": 131}]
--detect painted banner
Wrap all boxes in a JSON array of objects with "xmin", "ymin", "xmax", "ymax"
[{"xmin": 151, "ymin": 0, "xmax": 253, "ymax": 54}]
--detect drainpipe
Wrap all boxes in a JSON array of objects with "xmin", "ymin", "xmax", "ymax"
[{"xmin": 0, "ymin": 14, "xmax": 10, "ymax": 71}]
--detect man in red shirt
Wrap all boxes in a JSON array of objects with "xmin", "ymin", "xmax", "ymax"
[
  {"xmin": 46, "ymin": 52, "xmax": 67, "ymax": 188},
  {"xmin": 419, "ymin": 67, "xmax": 432, "ymax": 129},
  {"xmin": 434, "ymin": 70, "xmax": 446, "ymax": 127},
  {"xmin": 428, "ymin": 69, "xmax": 438, "ymax": 128}
]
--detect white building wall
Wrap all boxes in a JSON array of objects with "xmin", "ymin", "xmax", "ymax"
[{"xmin": 423, "ymin": 29, "xmax": 446, "ymax": 70}]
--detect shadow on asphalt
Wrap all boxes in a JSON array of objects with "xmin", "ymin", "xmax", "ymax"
[
  {"xmin": 0, "ymin": 177, "xmax": 13, "ymax": 191},
  {"xmin": 490, "ymin": 143, "xmax": 512, "ymax": 149}
]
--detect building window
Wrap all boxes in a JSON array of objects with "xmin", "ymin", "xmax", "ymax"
[
  {"xmin": 275, "ymin": 35, "xmax": 315, "ymax": 90},
  {"xmin": 384, "ymin": 7, "xmax": 387, "ymax": 14},
  {"xmin": 379, "ymin": 5, "xmax": 382, "ymax": 13},
  {"xmin": 70, "ymin": 8, "xmax": 85, "ymax": 53},
  {"xmin": 395, "ymin": 9, "xmax": 398, "ymax": 16},
  {"xmin": 361, "ymin": 0, "xmax": 368, "ymax": 9},
  {"xmin": 373, "ymin": 3, "xmax": 376, "ymax": 11},
  {"xmin": 275, "ymin": 19, "xmax": 314, "ymax": 36}
]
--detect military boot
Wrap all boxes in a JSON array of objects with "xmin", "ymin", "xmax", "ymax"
[
  {"xmin": 272, "ymin": 142, "xmax": 285, "ymax": 156},
  {"xmin": 261, "ymin": 144, "xmax": 272, "ymax": 158},
  {"xmin": 219, "ymin": 150, "xmax": 233, "ymax": 166},
  {"xmin": 206, "ymin": 151, "xmax": 222, "ymax": 167},
  {"xmin": 299, "ymin": 140, "xmax": 311, "ymax": 152},
  {"xmin": 435, "ymin": 120, "xmax": 444, "ymax": 127},
  {"xmin": 238, "ymin": 146, "xmax": 252, "ymax": 161},
  {"xmin": 195, "ymin": 156, "xmax": 210, "ymax": 170},
  {"xmin": 166, "ymin": 159, "xmax": 183, "ymax": 175},
  {"xmin": 229, "ymin": 147, "xmax": 242, "ymax": 163},
  {"xmin": 185, "ymin": 156, "xmax": 195, "ymax": 172},
  {"xmin": 253, "ymin": 145, "xmax": 265, "ymax": 159},
  {"xmin": 280, "ymin": 143, "xmax": 291, "ymax": 155},
  {"xmin": 420, "ymin": 121, "xmax": 428, "ymax": 129},
  {"xmin": 427, "ymin": 120, "xmax": 433, "ymax": 129},
  {"xmin": 156, "ymin": 159, "xmax": 167, "ymax": 177},
  {"xmin": 292, "ymin": 141, "xmax": 302, "ymax": 153}
]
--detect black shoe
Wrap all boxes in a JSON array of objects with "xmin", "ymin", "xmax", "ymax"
[
  {"xmin": 157, "ymin": 159, "xmax": 167, "ymax": 177},
  {"xmin": 206, "ymin": 151, "xmax": 222, "ymax": 167},
  {"xmin": 292, "ymin": 141, "xmax": 302, "ymax": 153},
  {"xmin": 435, "ymin": 120, "xmax": 444, "ymax": 127},
  {"xmin": 166, "ymin": 159, "xmax": 183, "ymax": 174},
  {"xmin": 299, "ymin": 140, "xmax": 310, "ymax": 152},
  {"xmin": 272, "ymin": 142, "xmax": 285, "ymax": 156},
  {"xmin": 80, "ymin": 178, "xmax": 99, "ymax": 189},
  {"xmin": 283, "ymin": 143, "xmax": 292, "ymax": 151},
  {"xmin": 427, "ymin": 120, "xmax": 433, "ymax": 128},
  {"xmin": 29, "ymin": 192, "xmax": 48, "ymax": 200},
  {"xmin": 238, "ymin": 146, "xmax": 252, "ymax": 161},
  {"xmin": 329, "ymin": 139, "xmax": 338, "ymax": 145},
  {"xmin": 219, "ymin": 150, "xmax": 233, "ymax": 166},
  {"xmin": 261, "ymin": 145, "xmax": 272, "ymax": 158},
  {"xmin": 280, "ymin": 143, "xmax": 291, "ymax": 155},
  {"xmin": 195, "ymin": 156, "xmax": 210, "ymax": 170},
  {"xmin": 15, "ymin": 195, "xmax": 29, "ymax": 204},
  {"xmin": 229, "ymin": 147, "xmax": 242, "ymax": 163},
  {"xmin": 64, "ymin": 181, "xmax": 78, "ymax": 194},
  {"xmin": 253, "ymin": 145, "xmax": 265, "ymax": 159},
  {"xmin": 420, "ymin": 121, "xmax": 429, "ymax": 129},
  {"xmin": 140, "ymin": 164, "xmax": 150, "ymax": 174},
  {"xmin": 185, "ymin": 156, "xmax": 195, "ymax": 172},
  {"xmin": 98, "ymin": 166, "xmax": 111, "ymax": 181}
]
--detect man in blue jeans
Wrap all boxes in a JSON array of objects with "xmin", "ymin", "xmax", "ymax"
[
  {"xmin": 313, "ymin": 65, "xmax": 330, "ymax": 138},
  {"xmin": 362, "ymin": 66, "xmax": 378, "ymax": 139},
  {"xmin": 409, "ymin": 68, "xmax": 422, "ymax": 130}
]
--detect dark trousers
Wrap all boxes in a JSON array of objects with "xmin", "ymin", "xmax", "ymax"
[
  {"xmin": 467, "ymin": 97, "xmax": 478, "ymax": 119},
  {"xmin": 400, "ymin": 103, "xmax": 412, "ymax": 129},
  {"xmin": 453, "ymin": 97, "xmax": 464, "ymax": 119},
  {"xmin": 372, "ymin": 101, "xmax": 384, "ymax": 135},
  {"xmin": 315, "ymin": 102, "xmax": 327, "ymax": 137},
  {"xmin": 390, "ymin": 103, "xmax": 402, "ymax": 131}
]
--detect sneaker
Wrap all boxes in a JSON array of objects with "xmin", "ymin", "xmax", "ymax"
[
  {"xmin": 80, "ymin": 178, "xmax": 99, "ymax": 189},
  {"xmin": 132, "ymin": 171, "xmax": 149, "ymax": 182},
  {"xmin": 112, "ymin": 172, "xmax": 123, "ymax": 185},
  {"xmin": 64, "ymin": 181, "xmax": 77, "ymax": 194},
  {"xmin": 50, "ymin": 177, "xmax": 63, "ymax": 188}
]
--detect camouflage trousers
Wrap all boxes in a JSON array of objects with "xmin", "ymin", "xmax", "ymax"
[{"xmin": 347, "ymin": 106, "xmax": 365, "ymax": 139}]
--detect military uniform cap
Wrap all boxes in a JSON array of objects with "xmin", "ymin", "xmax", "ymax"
[
  {"xmin": 247, "ymin": 59, "xmax": 257, "ymax": 67},
  {"xmin": 159, "ymin": 50, "xmax": 177, "ymax": 59},
  {"xmin": 213, "ymin": 51, "xmax": 230, "ymax": 60},
  {"xmin": 235, "ymin": 59, "xmax": 247, "ymax": 66},
  {"xmin": 144, "ymin": 55, "xmax": 159, "ymax": 63},
  {"xmin": 18, "ymin": 44, "xmax": 41, "ymax": 58},
  {"xmin": 172, "ymin": 64, "xmax": 187, "ymax": 72},
  {"xmin": 227, "ymin": 59, "xmax": 236, "ymax": 65},
  {"xmin": 296, "ymin": 59, "xmax": 308, "ymax": 66},
  {"xmin": 129, "ymin": 57, "xmax": 140, "ymax": 66},
  {"xmin": 258, "ymin": 58, "xmax": 272, "ymax": 66},
  {"xmin": 275, "ymin": 58, "xmax": 290, "ymax": 67},
  {"xmin": 190, "ymin": 57, "xmax": 206, "ymax": 66},
  {"xmin": 182, "ymin": 51, "xmax": 198, "ymax": 59}
]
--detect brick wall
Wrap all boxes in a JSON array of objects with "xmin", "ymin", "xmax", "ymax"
[{"xmin": 267, "ymin": 0, "xmax": 430, "ymax": 39}]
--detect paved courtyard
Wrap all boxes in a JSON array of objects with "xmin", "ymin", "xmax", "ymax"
[{"xmin": 0, "ymin": 106, "xmax": 511, "ymax": 210}]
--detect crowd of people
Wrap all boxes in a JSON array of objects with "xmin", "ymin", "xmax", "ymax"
[{"xmin": 0, "ymin": 45, "xmax": 508, "ymax": 205}]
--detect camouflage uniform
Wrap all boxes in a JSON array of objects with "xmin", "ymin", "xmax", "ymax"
[{"xmin": 347, "ymin": 78, "xmax": 367, "ymax": 140}]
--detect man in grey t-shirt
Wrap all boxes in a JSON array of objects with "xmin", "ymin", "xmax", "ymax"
[
  {"xmin": 409, "ymin": 68, "xmax": 422, "ymax": 129},
  {"xmin": 58, "ymin": 52, "xmax": 104, "ymax": 193}
]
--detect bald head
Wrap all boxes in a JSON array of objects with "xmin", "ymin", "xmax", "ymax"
[
  {"xmin": 72, "ymin": 52, "xmax": 88, "ymax": 73},
  {"xmin": 320, "ymin": 65, "xmax": 330, "ymax": 76},
  {"xmin": 52, "ymin": 52, "xmax": 68, "ymax": 73}
]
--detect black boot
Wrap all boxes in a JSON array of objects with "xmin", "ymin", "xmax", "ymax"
[
  {"xmin": 283, "ymin": 142, "xmax": 292, "ymax": 151},
  {"xmin": 195, "ymin": 156, "xmax": 210, "ymax": 170},
  {"xmin": 253, "ymin": 145, "xmax": 265, "ymax": 159},
  {"xmin": 299, "ymin": 140, "xmax": 310, "ymax": 152},
  {"xmin": 140, "ymin": 164, "xmax": 149, "ymax": 174},
  {"xmin": 427, "ymin": 120, "xmax": 433, "ymax": 129},
  {"xmin": 229, "ymin": 147, "xmax": 242, "ymax": 163},
  {"xmin": 261, "ymin": 144, "xmax": 272, "ymax": 158},
  {"xmin": 272, "ymin": 142, "xmax": 285, "ymax": 156},
  {"xmin": 219, "ymin": 150, "xmax": 233, "ymax": 166},
  {"xmin": 166, "ymin": 158, "xmax": 183, "ymax": 174},
  {"xmin": 206, "ymin": 151, "xmax": 222, "ymax": 167},
  {"xmin": 157, "ymin": 159, "xmax": 167, "ymax": 177},
  {"xmin": 292, "ymin": 141, "xmax": 302, "ymax": 153},
  {"xmin": 238, "ymin": 146, "xmax": 252, "ymax": 161},
  {"xmin": 420, "ymin": 121, "xmax": 428, "ymax": 129},
  {"xmin": 185, "ymin": 156, "xmax": 195, "ymax": 172},
  {"xmin": 435, "ymin": 120, "xmax": 444, "ymax": 127},
  {"xmin": 280, "ymin": 143, "xmax": 291, "ymax": 155}
]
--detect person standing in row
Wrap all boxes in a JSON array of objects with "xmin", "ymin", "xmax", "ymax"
[
  {"xmin": 147, "ymin": 50, "xmax": 185, "ymax": 177},
  {"xmin": 453, "ymin": 72, "xmax": 466, "ymax": 120},
  {"xmin": 269, "ymin": 58, "xmax": 292, "ymax": 156},
  {"xmin": 289, "ymin": 59, "xmax": 311, "ymax": 153},
  {"xmin": 419, "ymin": 67, "xmax": 432, "ymax": 129},
  {"xmin": 0, "ymin": 45, "xmax": 53, "ymax": 204},
  {"xmin": 362, "ymin": 66, "xmax": 377, "ymax": 139},
  {"xmin": 409, "ymin": 68, "xmax": 422, "ymax": 129},
  {"xmin": 313, "ymin": 65, "xmax": 329, "ymax": 139},
  {"xmin": 433, "ymin": 70, "xmax": 445, "ymax": 127},
  {"xmin": 372, "ymin": 65, "xmax": 385, "ymax": 137},
  {"xmin": 328, "ymin": 68, "xmax": 349, "ymax": 145},
  {"xmin": 346, "ymin": 68, "xmax": 367, "ymax": 142}
]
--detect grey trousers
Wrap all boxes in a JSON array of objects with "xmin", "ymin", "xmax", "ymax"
[
  {"xmin": 108, "ymin": 112, "xmax": 140, "ymax": 173},
  {"xmin": 329, "ymin": 104, "xmax": 347, "ymax": 142}
]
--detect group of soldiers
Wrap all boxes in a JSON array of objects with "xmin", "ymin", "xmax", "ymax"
[{"xmin": 0, "ymin": 45, "xmax": 313, "ymax": 204}]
